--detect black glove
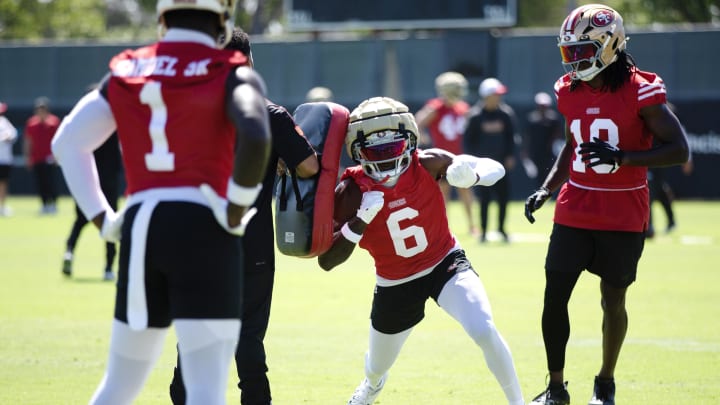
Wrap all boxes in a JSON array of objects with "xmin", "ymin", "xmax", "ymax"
[
  {"xmin": 524, "ymin": 187, "xmax": 551, "ymax": 224},
  {"xmin": 579, "ymin": 137, "xmax": 624, "ymax": 172}
]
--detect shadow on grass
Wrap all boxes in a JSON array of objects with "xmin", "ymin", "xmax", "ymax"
[{"xmin": 62, "ymin": 276, "xmax": 114, "ymax": 284}]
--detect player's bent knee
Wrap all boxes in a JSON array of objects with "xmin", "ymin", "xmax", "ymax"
[{"xmin": 466, "ymin": 319, "xmax": 497, "ymax": 346}]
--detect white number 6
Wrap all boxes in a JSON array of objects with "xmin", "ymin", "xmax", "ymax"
[{"xmin": 386, "ymin": 207, "xmax": 428, "ymax": 258}]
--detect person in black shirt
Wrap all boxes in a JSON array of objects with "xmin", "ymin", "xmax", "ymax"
[
  {"xmin": 169, "ymin": 29, "xmax": 319, "ymax": 405},
  {"xmin": 521, "ymin": 92, "xmax": 563, "ymax": 188},
  {"xmin": 463, "ymin": 78, "xmax": 517, "ymax": 243}
]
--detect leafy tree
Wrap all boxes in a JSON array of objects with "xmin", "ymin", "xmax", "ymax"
[
  {"xmin": 0, "ymin": 0, "xmax": 716, "ymax": 40},
  {"xmin": 615, "ymin": 0, "xmax": 719, "ymax": 24},
  {"xmin": 0, "ymin": 0, "xmax": 105, "ymax": 40}
]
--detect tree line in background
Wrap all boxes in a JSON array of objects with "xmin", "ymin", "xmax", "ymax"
[{"xmin": 0, "ymin": 0, "xmax": 716, "ymax": 41}]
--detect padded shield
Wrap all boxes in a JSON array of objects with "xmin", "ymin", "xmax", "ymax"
[{"xmin": 275, "ymin": 102, "xmax": 349, "ymax": 257}]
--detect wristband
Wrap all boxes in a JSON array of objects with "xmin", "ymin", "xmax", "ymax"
[
  {"xmin": 340, "ymin": 223, "xmax": 362, "ymax": 244},
  {"xmin": 226, "ymin": 179, "xmax": 262, "ymax": 207}
]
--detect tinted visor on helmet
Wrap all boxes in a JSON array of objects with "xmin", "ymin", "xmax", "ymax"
[
  {"xmin": 559, "ymin": 42, "xmax": 599, "ymax": 63},
  {"xmin": 360, "ymin": 136, "xmax": 408, "ymax": 162}
]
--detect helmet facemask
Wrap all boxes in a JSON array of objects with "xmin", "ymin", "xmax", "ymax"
[{"xmin": 351, "ymin": 128, "xmax": 415, "ymax": 186}]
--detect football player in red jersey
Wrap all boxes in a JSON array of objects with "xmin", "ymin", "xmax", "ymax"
[
  {"xmin": 524, "ymin": 5, "xmax": 689, "ymax": 405},
  {"xmin": 51, "ymin": 1, "xmax": 271, "ymax": 403},
  {"xmin": 318, "ymin": 97, "xmax": 524, "ymax": 405},
  {"xmin": 415, "ymin": 71, "xmax": 477, "ymax": 236}
]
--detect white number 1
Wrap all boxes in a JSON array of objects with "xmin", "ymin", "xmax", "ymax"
[{"xmin": 140, "ymin": 81, "xmax": 175, "ymax": 171}]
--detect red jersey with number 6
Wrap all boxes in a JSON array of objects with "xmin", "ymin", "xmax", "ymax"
[
  {"xmin": 342, "ymin": 153, "xmax": 456, "ymax": 280},
  {"xmin": 553, "ymin": 67, "xmax": 665, "ymax": 232},
  {"xmin": 107, "ymin": 42, "xmax": 247, "ymax": 195}
]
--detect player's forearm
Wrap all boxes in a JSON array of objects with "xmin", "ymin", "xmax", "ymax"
[
  {"xmin": 295, "ymin": 153, "xmax": 319, "ymax": 178},
  {"xmin": 318, "ymin": 218, "xmax": 366, "ymax": 271},
  {"xmin": 541, "ymin": 144, "xmax": 572, "ymax": 192}
]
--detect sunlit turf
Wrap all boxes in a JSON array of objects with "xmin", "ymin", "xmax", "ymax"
[{"xmin": 1, "ymin": 196, "xmax": 718, "ymax": 404}]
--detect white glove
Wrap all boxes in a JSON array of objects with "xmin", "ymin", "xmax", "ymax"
[
  {"xmin": 100, "ymin": 210, "xmax": 123, "ymax": 243},
  {"xmin": 357, "ymin": 190, "xmax": 384, "ymax": 224},
  {"xmin": 447, "ymin": 154, "xmax": 505, "ymax": 187},
  {"xmin": 446, "ymin": 159, "xmax": 479, "ymax": 188},
  {"xmin": 200, "ymin": 183, "xmax": 257, "ymax": 236}
]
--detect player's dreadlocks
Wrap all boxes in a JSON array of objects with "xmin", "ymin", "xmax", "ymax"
[{"xmin": 570, "ymin": 50, "xmax": 636, "ymax": 93}]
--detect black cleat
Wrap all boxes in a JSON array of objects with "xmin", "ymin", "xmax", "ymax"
[
  {"xmin": 588, "ymin": 376, "xmax": 615, "ymax": 405},
  {"xmin": 62, "ymin": 252, "xmax": 73, "ymax": 277},
  {"xmin": 530, "ymin": 381, "xmax": 570, "ymax": 405}
]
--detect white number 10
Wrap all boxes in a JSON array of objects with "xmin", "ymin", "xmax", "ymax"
[
  {"xmin": 569, "ymin": 118, "xmax": 619, "ymax": 174},
  {"xmin": 140, "ymin": 81, "xmax": 175, "ymax": 171}
]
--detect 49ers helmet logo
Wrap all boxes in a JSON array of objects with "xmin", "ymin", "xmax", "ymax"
[{"xmin": 592, "ymin": 10, "xmax": 614, "ymax": 27}]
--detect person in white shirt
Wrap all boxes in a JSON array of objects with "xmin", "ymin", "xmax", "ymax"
[{"xmin": 0, "ymin": 102, "xmax": 18, "ymax": 216}]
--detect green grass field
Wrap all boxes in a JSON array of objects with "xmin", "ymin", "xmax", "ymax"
[{"xmin": 1, "ymin": 196, "xmax": 719, "ymax": 404}]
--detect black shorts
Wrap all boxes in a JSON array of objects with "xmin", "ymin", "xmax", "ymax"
[
  {"xmin": 0, "ymin": 164, "xmax": 10, "ymax": 180},
  {"xmin": 545, "ymin": 223, "xmax": 645, "ymax": 288},
  {"xmin": 115, "ymin": 201, "xmax": 244, "ymax": 328},
  {"xmin": 371, "ymin": 249, "xmax": 475, "ymax": 334}
]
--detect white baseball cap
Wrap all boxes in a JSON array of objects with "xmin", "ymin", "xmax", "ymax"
[
  {"xmin": 478, "ymin": 78, "xmax": 507, "ymax": 98},
  {"xmin": 534, "ymin": 92, "xmax": 552, "ymax": 106}
]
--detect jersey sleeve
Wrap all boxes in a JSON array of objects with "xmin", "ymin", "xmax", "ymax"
[{"xmin": 636, "ymin": 71, "xmax": 667, "ymax": 109}]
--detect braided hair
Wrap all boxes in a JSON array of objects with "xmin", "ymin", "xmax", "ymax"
[{"xmin": 570, "ymin": 50, "xmax": 636, "ymax": 92}]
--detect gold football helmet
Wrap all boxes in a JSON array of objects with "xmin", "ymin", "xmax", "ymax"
[
  {"xmin": 435, "ymin": 71, "xmax": 468, "ymax": 102},
  {"xmin": 346, "ymin": 97, "xmax": 419, "ymax": 185},
  {"xmin": 558, "ymin": 4, "xmax": 627, "ymax": 81}
]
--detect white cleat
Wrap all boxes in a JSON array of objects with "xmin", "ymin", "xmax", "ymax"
[{"xmin": 347, "ymin": 374, "xmax": 387, "ymax": 405}]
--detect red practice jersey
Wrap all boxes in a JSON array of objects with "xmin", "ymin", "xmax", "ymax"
[
  {"xmin": 423, "ymin": 98, "xmax": 469, "ymax": 154},
  {"xmin": 342, "ymin": 153, "xmax": 457, "ymax": 280},
  {"xmin": 553, "ymin": 68, "xmax": 666, "ymax": 232},
  {"xmin": 106, "ymin": 42, "xmax": 247, "ymax": 195},
  {"xmin": 25, "ymin": 114, "xmax": 60, "ymax": 165}
]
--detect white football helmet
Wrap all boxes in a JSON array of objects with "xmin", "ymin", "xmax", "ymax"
[
  {"xmin": 435, "ymin": 71, "xmax": 468, "ymax": 102},
  {"xmin": 157, "ymin": 0, "xmax": 237, "ymax": 47},
  {"xmin": 558, "ymin": 4, "xmax": 627, "ymax": 81},
  {"xmin": 346, "ymin": 97, "xmax": 419, "ymax": 186}
]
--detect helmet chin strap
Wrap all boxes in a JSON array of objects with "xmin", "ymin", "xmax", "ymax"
[
  {"xmin": 575, "ymin": 52, "xmax": 618, "ymax": 81},
  {"xmin": 576, "ymin": 64, "xmax": 603, "ymax": 81}
]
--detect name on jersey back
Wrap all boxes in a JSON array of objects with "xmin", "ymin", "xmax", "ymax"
[{"xmin": 113, "ymin": 56, "xmax": 212, "ymax": 78}]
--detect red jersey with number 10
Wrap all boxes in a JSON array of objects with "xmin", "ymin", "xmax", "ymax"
[
  {"xmin": 342, "ymin": 153, "xmax": 456, "ymax": 280},
  {"xmin": 107, "ymin": 42, "xmax": 247, "ymax": 195},
  {"xmin": 553, "ymin": 68, "xmax": 666, "ymax": 232}
]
